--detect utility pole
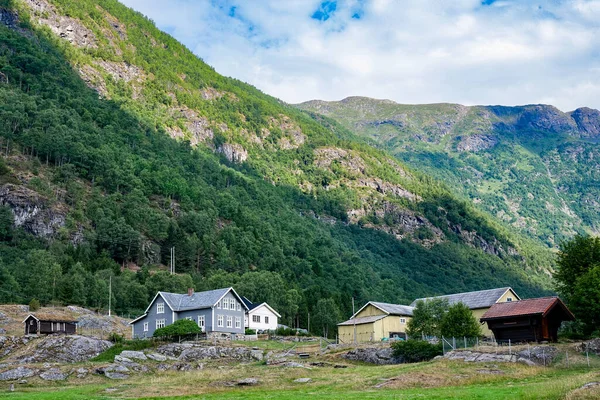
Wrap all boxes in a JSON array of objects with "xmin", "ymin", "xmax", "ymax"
[
  {"xmin": 108, "ymin": 275, "xmax": 112, "ymax": 317},
  {"xmin": 307, "ymin": 312, "xmax": 310, "ymax": 334},
  {"xmin": 352, "ymin": 297, "xmax": 357, "ymax": 345},
  {"xmin": 170, "ymin": 247, "xmax": 175, "ymax": 274}
]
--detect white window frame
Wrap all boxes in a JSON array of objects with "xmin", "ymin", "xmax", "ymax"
[
  {"xmin": 506, "ymin": 297, "xmax": 513, "ymax": 302},
  {"xmin": 157, "ymin": 302, "xmax": 165, "ymax": 314},
  {"xmin": 223, "ymin": 298, "xmax": 229, "ymax": 310},
  {"xmin": 198, "ymin": 315, "xmax": 205, "ymax": 331},
  {"xmin": 156, "ymin": 319, "xmax": 166, "ymax": 329},
  {"xmin": 237, "ymin": 303, "xmax": 241, "ymax": 311},
  {"xmin": 217, "ymin": 315, "xmax": 224, "ymax": 327},
  {"xmin": 217, "ymin": 300, "xmax": 221, "ymax": 309},
  {"xmin": 226, "ymin": 316, "xmax": 232, "ymax": 328},
  {"xmin": 252, "ymin": 315, "xmax": 260, "ymax": 323},
  {"xmin": 231, "ymin": 299, "xmax": 236, "ymax": 310},
  {"xmin": 235, "ymin": 317, "xmax": 241, "ymax": 329},
  {"xmin": 265, "ymin": 316, "xmax": 269, "ymax": 324},
  {"xmin": 143, "ymin": 322, "xmax": 149, "ymax": 332},
  {"xmin": 400, "ymin": 318, "xmax": 406, "ymax": 323}
]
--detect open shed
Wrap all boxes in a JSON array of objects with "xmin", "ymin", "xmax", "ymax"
[
  {"xmin": 23, "ymin": 313, "xmax": 78, "ymax": 335},
  {"xmin": 480, "ymin": 297, "xmax": 575, "ymax": 343}
]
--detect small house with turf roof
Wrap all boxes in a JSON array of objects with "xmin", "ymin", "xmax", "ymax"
[
  {"xmin": 130, "ymin": 287, "xmax": 248, "ymax": 339},
  {"xmin": 410, "ymin": 287, "xmax": 520, "ymax": 337},
  {"xmin": 337, "ymin": 301, "xmax": 414, "ymax": 343},
  {"xmin": 23, "ymin": 312, "xmax": 78, "ymax": 335}
]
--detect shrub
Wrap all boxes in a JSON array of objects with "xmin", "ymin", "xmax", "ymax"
[
  {"xmin": 29, "ymin": 298, "xmax": 41, "ymax": 311},
  {"xmin": 245, "ymin": 328, "xmax": 256, "ymax": 335},
  {"xmin": 153, "ymin": 319, "xmax": 200, "ymax": 339},
  {"xmin": 391, "ymin": 340, "xmax": 442, "ymax": 363},
  {"xmin": 440, "ymin": 303, "xmax": 481, "ymax": 338},
  {"xmin": 108, "ymin": 332, "xmax": 124, "ymax": 344}
]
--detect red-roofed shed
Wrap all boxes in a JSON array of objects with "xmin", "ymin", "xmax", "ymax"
[{"xmin": 480, "ymin": 297, "xmax": 575, "ymax": 343}]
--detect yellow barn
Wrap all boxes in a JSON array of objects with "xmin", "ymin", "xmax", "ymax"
[
  {"xmin": 337, "ymin": 302, "xmax": 414, "ymax": 344},
  {"xmin": 410, "ymin": 287, "xmax": 520, "ymax": 337}
]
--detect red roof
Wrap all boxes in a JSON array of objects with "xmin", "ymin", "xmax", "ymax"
[{"xmin": 480, "ymin": 297, "xmax": 575, "ymax": 321}]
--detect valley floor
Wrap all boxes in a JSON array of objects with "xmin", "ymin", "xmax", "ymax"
[{"xmin": 3, "ymin": 353, "xmax": 599, "ymax": 400}]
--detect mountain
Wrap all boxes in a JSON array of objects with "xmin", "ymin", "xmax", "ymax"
[
  {"xmin": 298, "ymin": 97, "xmax": 600, "ymax": 248},
  {"xmin": 0, "ymin": 0, "xmax": 551, "ymax": 325}
]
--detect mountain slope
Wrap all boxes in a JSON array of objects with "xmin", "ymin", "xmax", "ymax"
[
  {"xmin": 0, "ymin": 0, "xmax": 550, "ymax": 325},
  {"xmin": 298, "ymin": 97, "xmax": 600, "ymax": 248}
]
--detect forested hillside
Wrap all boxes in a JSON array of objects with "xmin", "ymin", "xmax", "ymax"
[
  {"xmin": 0, "ymin": 0, "xmax": 550, "ymax": 326},
  {"xmin": 298, "ymin": 97, "xmax": 600, "ymax": 249}
]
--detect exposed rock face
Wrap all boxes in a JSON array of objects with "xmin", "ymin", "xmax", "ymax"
[
  {"xmin": 444, "ymin": 347, "xmax": 558, "ymax": 366},
  {"xmin": 24, "ymin": 0, "xmax": 97, "ymax": 48},
  {"xmin": 96, "ymin": 61, "xmax": 144, "ymax": 84},
  {"xmin": 314, "ymin": 147, "xmax": 366, "ymax": 174},
  {"xmin": 456, "ymin": 134, "xmax": 498, "ymax": 152},
  {"xmin": 0, "ymin": 367, "xmax": 36, "ymax": 381},
  {"xmin": 0, "ymin": 336, "xmax": 32, "ymax": 358},
  {"xmin": 570, "ymin": 107, "xmax": 600, "ymax": 138},
  {"xmin": 155, "ymin": 343, "xmax": 263, "ymax": 362},
  {"xmin": 217, "ymin": 143, "xmax": 248, "ymax": 163},
  {"xmin": 118, "ymin": 350, "xmax": 147, "ymax": 360},
  {"xmin": 576, "ymin": 339, "xmax": 600, "ymax": 355},
  {"xmin": 14, "ymin": 335, "xmax": 112, "ymax": 363},
  {"xmin": 342, "ymin": 347, "xmax": 402, "ymax": 365},
  {"xmin": 353, "ymin": 178, "xmax": 420, "ymax": 202},
  {"xmin": 515, "ymin": 105, "xmax": 577, "ymax": 134},
  {"xmin": 268, "ymin": 115, "xmax": 306, "ymax": 150},
  {"xmin": 39, "ymin": 368, "xmax": 68, "ymax": 381},
  {"xmin": 0, "ymin": 7, "xmax": 19, "ymax": 30},
  {"xmin": 0, "ymin": 184, "xmax": 65, "ymax": 238}
]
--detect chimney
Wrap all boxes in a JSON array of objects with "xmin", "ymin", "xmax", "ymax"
[{"xmin": 188, "ymin": 288, "xmax": 194, "ymax": 296}]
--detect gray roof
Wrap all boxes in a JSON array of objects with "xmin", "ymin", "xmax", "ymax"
[
  {"xmin": 409, "ymin": 287, "xmax": 516, "ymax": 309},
  {"xmin": 370, "ymin": 302, "xmax": 414, "ymax": 316},
  {"xmin": 338, "ymin": 315, "xmax": 387, "ymax": 326},
  {"xmin": 160, "ymin": 287, "xmax": 237, "ymax": 311}
]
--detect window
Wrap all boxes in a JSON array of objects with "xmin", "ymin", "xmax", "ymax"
[
  {"xmin": 223, "ymin": 298, "xmax": 229, "ymax": 310},
  {"xmin": 400, "ymin": 318, "xmax": 406, "ymax": 324},
  {"xmin": 217, "ymin": 315, "xmax": 224, "ymax": 327},
  {"xmin": 506, "ymin": 297, "xmax": 513, "ymax": 302},
  {"xmin": 231, "ymin": 299, "xmax": 236, "ymax": 310},
  {"xmin": 252, "ymin": 315, "xmax": 260, "ymax": 323},
  {"xmin": 237, "ymin": 303, "xmax": 241, "ymax": 311},
  {"xmin": 185, "ymin": 316, "xmax": 193, "ymax": 321},
  {"xmin": 226, "ymin": 316, "xmax": 232, "ymax": 328},
  {"xmin": 265, "ymin": 316, "xmax": 269, "ymax": 324},
  {"xmin": 157, "ymin": 302, "xmax": 164, "ymax": 314},
  {"xmin": 198, "ymin": 315, "xmax": 205, "ymax": 331},
  {"xmin": 143, "ymin": 322, "xmax": 148, "ymax": 332},
  {"xmin": 235, "ymin": 317, "xmax": 241, "ymax": 328},
  {"xmin": 156, "ymin": 319, "xmax": 166, "ymax": 329},
  {"xmin": 217, "ymin": 300, "xmax": 221, "ymax": 309}
]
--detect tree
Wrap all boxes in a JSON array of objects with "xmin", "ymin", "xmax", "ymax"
[
  {"xmin": 311, "ymin": 298, "xmax": 341, "ymax": 338},
  {"xmin": 440, "ymin": 302, "xmax": 481, "ymax": 338},
  {"xmin": 407, "ymin": 298, "xmax": 449, "ymax": 338},
  {"xmin": 29, "ymin": 298, "xmax": 40, "ymax": 311},
  {"xmin": 554, "ymin": 235, "xmax": 600, "ymax": 336}
]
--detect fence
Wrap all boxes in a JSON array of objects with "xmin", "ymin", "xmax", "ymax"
[{"xmin": 440, "ymin": 336, "xmax": 600, "ymax": 369}]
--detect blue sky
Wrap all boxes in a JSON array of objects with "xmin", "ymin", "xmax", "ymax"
[{"xmin": 120, "ymin": 0, "xmax": 600, "ymax": 110}]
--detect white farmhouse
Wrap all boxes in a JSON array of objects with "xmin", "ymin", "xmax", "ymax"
[{"xmin": 242, "ymin": 296, "xmax": 281, "ymax": 332}]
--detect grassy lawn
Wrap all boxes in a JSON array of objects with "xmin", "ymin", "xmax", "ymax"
[{"xmin": 3, "ymin": 359, "xmax": 599, "ymax": 400}]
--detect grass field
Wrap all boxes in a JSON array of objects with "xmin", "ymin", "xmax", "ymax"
[{"xmin": 2, "ymin": 355, "xmax": 599, "ymax": 400}]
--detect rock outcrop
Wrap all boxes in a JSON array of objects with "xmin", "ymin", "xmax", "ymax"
[
  {"xmin": 155, "ymin": 343, "xmax": 263, "ymax": 362},
  {"xmin": 444, "ymin": 347, "xmax": 558, "ymax": 366},
  {"xmin": 0, "ymin": 366, "xmax": 36, "ymax": 381},
  {"xmin": 14, "ymin": 335, "xmax": 112, "ymax": 363},
  {"xmin": 342, "ymin": 347, "xmax": 402, "ymax": 365},
  {"xmin": 570, "ymin": 107, "xmax": 600, "ymax": 138},
  {"xmin": 456, "ymin": 134, "xmax": 498, "ymax": 152}
]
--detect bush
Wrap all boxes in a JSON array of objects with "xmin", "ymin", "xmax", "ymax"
[
  {"xmin": 245, "ymin": 328, "xmax": 256, "ymax": 335},
  {"xmin": 275, "ymin": 326, "xmax": 297, "ymax": 336},
  {"xmin": 29, "ymin": 298, "xmax": 40, "ymax": 312},
  {"xmin": 108, "ymin": 332, "xmax": 124, "ymax": 344},
  {"xmin": 391, "ymin": 340, "xmax": 442, "ymax": 363},
  {"xmin": 91, "ymin": 339, "xmax": 153, "ymax": 362},
  {"xmin": 153, "ymin": 319, "xmax": 200, "ymax": 339}
]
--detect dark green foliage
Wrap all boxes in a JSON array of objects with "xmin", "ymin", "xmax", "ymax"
[
  {"xmin": 91, "ymin": 339, "xmax": 153, "ymax": 362},
  {"xmin": 407, "ymin": 299, "xmax": 449, "ymax": 338},
  {"xmin": 391, "ymin": 340, "xmax": 442, "ymax": 363},
  {"xmin": 28, "ymin": 298, "xmax": 40, "ymax": 311},
  {"xmin": 245, "ymin": 328, "xmax": 256, "ymax": 335},
  {"xmin": 440, "ymin": 303, "xmax": 481, "ymax": 338},
  {"xmin": 311, "ymin": 298, "xmax": 341, "ymax": 338},
  {"xmin": 108, "ymin": 332, "xmax": 124, "ymax": 344},
  {"xmin": 153, "ymin": 319, "xmax": 200, "ymax": 339},
  {"xmin": 554, "ymin": 235, "xmax": 600, "ymax": 337}
]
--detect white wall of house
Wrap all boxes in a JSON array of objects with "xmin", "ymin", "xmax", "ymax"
[{"xmin": 245, "ymin": 304, "xmax": 279, "ymax": 331}]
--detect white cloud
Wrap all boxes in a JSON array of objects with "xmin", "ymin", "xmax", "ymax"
[{"xmin": 121, "ymin": 0, "xmax": 600, "ymax": 111}]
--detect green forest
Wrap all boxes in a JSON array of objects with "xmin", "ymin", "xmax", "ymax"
[{"xmin": 0, "ymin": 0, "xmax": 551, "ymax": 331}]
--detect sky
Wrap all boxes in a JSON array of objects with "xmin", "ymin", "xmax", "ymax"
[{"xmin": 120, "ymin": 0, "xmax": 600, "ymax": 111}]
